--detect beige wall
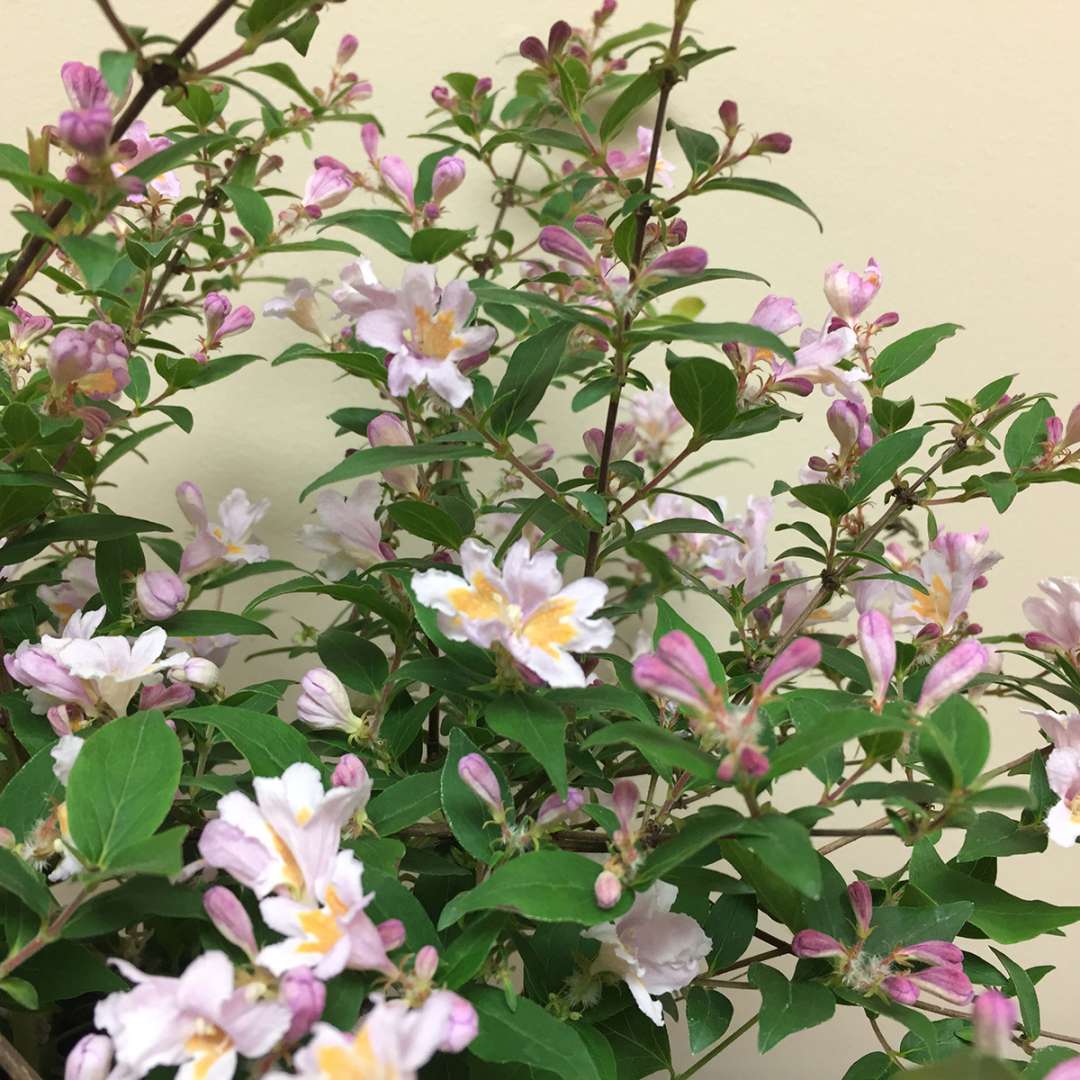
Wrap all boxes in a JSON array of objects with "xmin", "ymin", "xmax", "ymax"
[{"xmin": 5, "ymin": 2, "xmax": 1080, "ymax": 1075}]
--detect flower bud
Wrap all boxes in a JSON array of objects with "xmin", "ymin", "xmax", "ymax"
[
  {"xmin": 431, "ymin": 85, "xmax": 452, "ymax": 108},
  {"xmin": 475, "ymin": 77, "xmax": 493, "ymax": 97},
  {"xmin": 203, "ymin": 292, "xmax": 231, "ymax": 338},
  {"xmin": 573, "ymin": 213, "xmax": 607, "ymax": 239},
  {"xmin": 439, "ymin": 992, "xmax": 479, "ymax": 1052},
  {"xmin": 380, "ymin": 154, "xmax": 415, "ymax": 209},
  {"xmin": 415, "ymin": 945, "xmax": 439, "ymax": 980},
  {"xmin": 518, "ymin": 443, "xmax": 554, "ymax": 468},
  {"xmin": 718, "ymin": 99, "xmax": 739, "ymax": 136},
  {"xmin": 431, "ymin": 156, "xmax": 466, "ymax": 203},
  {"xmin": 909, "ymin": 964, "xmax": 973, "ymax": 1005},
  {"xmin": 297, "ymin": 668, "xmax": 361, "ymax": 734},
  {"xmin": 916, "ymin": 640, "xmax": 991, "ymax": 715},
  {"xmin": 807, "ymin": 455, "xmax": 830, "ymax": 473},
  {"xmin": 883, "ymin": 975, "xmax": 919, "ymax": 1005},
  {"xmin": 519, "ymin": 36, "xmax": 548, "ymax": 65},
  {"xmin": 896, "ymin": 940, "xmax": 963, "ymax": 966},
  {"xmin": 667, "ymin": 217, "xmax": 688, "ymax": 245},
  {"xmin": 751, "ymin": 131, "xmax": 792, "ymax": 155},
  {"xmin": 640, "ymin": 246, "xmax": 709, "ymax": 280},
  {"xmin": 344, "ymin": 81, "xmax": 373, "ymax": 104},
  {"xmin": 916, "ymin": 622, "xmax": 942, "ymax": 642},
  {"xmin": 972, "ymin": 989, "xmax": 1018, "ymax": 1058},
  {"xmin": 331, "ymin": 753, "xmax": 371, "ymax": 803},
  {"xmin": 458, "ymin": 753, "xmax": 503, "ymax": 814},
  {"xmin": 824, "ymin": 258, "xmax": 882, "ymax": 322},
  {"xmin": 361, "ymin": 122, "xmax": 380, "ymax": 162},
  {"xmin": 538, "ymin": 225, "xmax": 593, "ymax": 269},
  {"xmin": 1025, "ymin": 631, "xmax": 1059, "ymax": 653},
  {"xmin": 791, "ymin": 929, "xmax": 845, "ymax": 958},
  {"xmin": 136, "ymin": 569, "xmax": 188, "ymax": 621},
  {"xmin": 547, "ymin": 20, "xmax": 572, "ymax": 54},
  {"xmin": 203, "ymin": 885, "xmax": 257, "ymax": 959},
  {"xmin": 59, "ymin": 106, "xmax": 113, "ymax": 156},
  {"xmin": 367, "ymin": 413, "xmax": 419, "ymax": 493},
  {"xmin": 1046, "ymin": 416, "xmax": 1065, "ymax": 447},
  {"xmin": 281, "ymin": 968, "xmax": 326, "ymax": 1043},
  {"xmin": 594, "ymin": 0, "xmax": 618, "ymax": 24},
  {"xmin": 583, "ymin": 423, "xmax": 637, "ymax": 464},
  {"xmin": 139, "ymin": 682, "xmax": 195, "ymax": 711},
  {"xmin": 336, "ymin": 33, "xmax": 359, "ymax": 67},
  {"xmin": 170, "ymin": 657, "xmax": 220, "ymax": 691},
  {"xmin": 611, "ymin": 779, "xmax": 638, "ymax": 838},
  {"xmin": 848, "ymin": 880, "xmax": 874, "ymax": 934},
  {"xmin": 857, "ymin": 610, "xmax": 895, "ymax": 711},
  {"xmin": 536, "ymin": 786, "xmax": 586, "ymax": 827},
  {"xmin": 738, "ymin": 746, "xmax": 770, "ymax": 777},
  {"xmin": 872, "ymin": 310, "xmax": 900, "ymax": 330},
  {"xmin": 65, "ymin": 1034, "xmax": 113, "ymax": 1080},
  {"xmin": 827, "ymin": 399, "xmax": 862, "ymax": 455},
  {"xmin": 594, "ymin": 869, "xmax": 622, "ymax": 909},
  {"xmin": 378, "ymin": 918, "xmax": 406, "ymax": 951},
  {"xmin": 756, "ymin": 637, "xmax": 822, "ymax": 698}
]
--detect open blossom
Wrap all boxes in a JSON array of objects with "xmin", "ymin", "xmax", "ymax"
[
  {"xmin": 703, "ymin": 494, "xmax": 775, "ymax": 598},
  {"xmin": 347, "ymin": 265, "xmax": 496, "ymax": 407},
  {"xmin": 824, "ymin": 257, "xmax": 882, "ymax": 321},
  {"xmin": 112, "ymin": 121, "xmax": 180, "ymax": 200},
  {"xmin": 629, "ymin": 493, "xmax": 723, "ymax": 571},
  {"xmin": 263, "ymin": 278, "xmax": 324, "ymax": 339},
  {"xmin": 1034, "ymin": 710, "xmax": 1080, "ymax": 847},
  {"xmin": 625, "ymin": 386, "xmax": 685, "ymax": 463},
  {"xmin": 584, "ymin": 882, "xmax": 710, "ymax": 1025},
  {"xmin": 47, "ymin": 322, "xmax": 130, "ymax": 400},
  {"xmin": 37, "ymin": 556, "xmax": 98, "ymax": 621},
  {"xmin": 896, "ymin": 529, "xmax": 1002, "ymax": 633},
  {"xmin": 93, "ymin": 951, "xmax": 290, "ymax": 1080},
  {"xmin": 258, "ymin": 849, "xmax": 398, "ymax": 979},
  {"xmin": 329, "ymin": 257, "xmax": 380, "ymax": 318},
  {"xmin": 774, "ymin": 323, "xmax": 867, "ymax": 400},
  {"xmin": 61, "ymin": 61, "xmax": 113, "ymax": 110},
  {"xmin": 199, "ymin": 761, "xmax": 367, "ymax": 901},
  {"xmin": 413, "ymin": 538, "xmax": 614, "ymax": 687},
  {"xmin": 299, "ymin": 480, "xmax": 387, "ymax": 581},
  {"xmin": 607, "ymin": 126, "xmax": 675, "ymax": 187},
  {"xmin": 1023, "ymin": 577, "xmax": 1080, "ymax": 655},
  {"xmin": 177, "ymin": 482, "xmax": 270, "ymax": 578},
  {"xmin": 2, "ymin": 302, "xmax": 52, "ymax": 369}
]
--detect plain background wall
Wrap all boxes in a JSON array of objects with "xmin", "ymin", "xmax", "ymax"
[{"xmin": 4, "ymin": 2, "xmax": 1080, "ymax": 1075}]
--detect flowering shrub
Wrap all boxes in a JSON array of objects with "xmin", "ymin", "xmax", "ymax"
[{"xmin": 0, "ymin": 1, "xmax": 1078, "ymax": 1078}]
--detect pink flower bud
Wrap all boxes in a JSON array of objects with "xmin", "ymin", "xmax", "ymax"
[
  {"xmin": 916, "ymin": 622, "xmax": 942, "ymax": 642},
  {"xmin": 431, "ymin": 156, "xmax": 466, "ymax": 203},
  {"xmin": 573, "ymin": 213, "xmax": 607, "ymax": 239},
  {"xmin": 435, "ymin": 992, "xmax": 479, "ymax": 1053},
  {"xmin": 458, "ymin": 753, "xmax": 503, "ymax": 813},
  {"xmin": 824, "ymin": 258, "xmax": 882, "ymax": 322},
  {"xmin": 169, "ymin": 657, "xmax": 220, "ymax": 691},
  {"xmin": 536, "ymin": 787, "xmax": 586, "ymax": 827},
  {"xmin": 431, "ymin": 85, "xmax": 452, "ymax": 108},
  {"xmin": 827, "ymin": 399, "xmax": 863, "ymax": 455},
  {"xmin": 848, "ymin": 880, "xmax": 873, "ymax": 934},
  {"xmin": 640, "ymin": 246, "xmax": 709, "ymax": 280},
  {"xmin": 139, "ymin": 682, "xmax": 195, "ymax": 711},
  {"xmin": 1025, "ymin": 631, "xmax": 1059, "ymax": 653},
  {"xmin": 475, "ymin": 77, "xmax": 493, "ymax": 97},
  {"xmin": 61, "ymin": 61, "xmax": 111, "ymax": 110},
  {"xmin": 331, "ymin": 753, "xmax": 371, "ymax": 799},
  {"xmin": 302, "ymin": 165, "xmax": 353, "ymax": 215},
  {"xmin": 58, "ymin": 106, "xmax": 113, "ymax": 156},
  {"xmin": 336, "ymin": 34, "xmax": 359, "ymax": 67},
  {"xmin": 791, "ymin": 930, "xmax": 845, "ymax": 958},
  {"xmin": 64, "ymin": 1033, "xmax": 113, "ymax": 1080},
  {"xmin": 807, "ymin": 455, "xmax": 830, "ymax": 473},
  {"xmin": 872, "ymin": 311, "xmax": 900, "ymax": 329},
  {"xmin": 857, "ymin": 610, "xmax": 895, "ymax": 710},
  {"xmin": 203, "ymin": 885, "xmax": 257, "ymax": 959},
  {"xmin": 752, "ymin": 132, "xmax": 792, "ymax": 154},
  {"xmin": 281, "ymin": 968, "xmax": 326, "ymax": 1043},
  {"xmin": 135, "ymin": 569, "xmax": 188, "ymax": 621},
  {"xmin": 538, "ymin": 225, "xmax": 594, "ymax": 269},
  {"xmin": 518, "ymin": 443, "xmax": 554, "ymax": 468},
  {"xmin": 973, "ymin": 989, "xmax": 1018, "ymax": 1058},
  {"xmin": 378, "ymin": 918, "xmax": 406, "ymax": 951},
  {"xmin": 1047, "ymin": 416, "xmax": 1065, "ymax": 447},
  {"xmin": 916, "ymin": 640, "xmax": 991, "ymax": 715},
  {"xmin": 594, "ymin": 869, "xmax": 622, "ymax": 909},
  {"xmin": 583, "ymin": 423, "xmax": 636, "ymax": 464},
  {"xmin": 547, "ymin": 19, "xmax": 572, "ymax": 53},
  {"xmin": 415, "ymin": 945, "xmax": 439, "ymax": 980},
  {"xmin": 756, "ymin": 637, "xmax": 821, "ymax": 698},
  {"xmin": 667, "ymin": 217, "xmax": 688, "ymax": 245},
  {"xmin": 883, "ymin": 975, "xmax": 919, "ymax": 1005},
  {"xmin": 611, "ymin": 778, "xmax": 639, "ymax": 838},
  {"xmin": 344, "ymin": 81, "xmax": 373, "ymax": 104},
  {"xmin": 361, "ymin": 122, "xmax": 380, "ymax": 162},
  {"xmin": 297, "ymin": 668, "xmax": 360, "ymax": 734},
  {"xmin": 380, "ymin": 155, "xmax": 415, "ymax": 209},
  {"xmin": 367, "ymin": 412, "xmax": 418, "ymax": 493},
  {"xmin": 519, "ymin": 36, "xmax": 549, "ymax": 64},
  {"xmin": 203, "ymin": 292, "xmax": 231, "ymax": 337},
  {"xmin": 48, "ymin": 704, "xmax": 74, "ymax": 737},
  {"xmin": 738, "ymin": 746, "xmax": 770, "ymax": 778},
  {"xmin": 718, "ymin": 99, "xmax": 739, "ymax": 136},
  {"xmin": 909, "ymin": 964, "xmax": 973, "ymax": 1005},
  {"xmin": 594, "ymin": 0, "xmax": 617, "ymax": 24}
]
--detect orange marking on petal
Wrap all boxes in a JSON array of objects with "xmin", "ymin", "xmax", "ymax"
[
  {"xmin": 522, "ymin": 596, "xmax": 578, "ymax": 657},
  {"xmin": 185, "ymin": 1025, "xmax": 232, "ymax": 1080},
  {"xmin": 77, "ymin": 370, "xmax": 120, "ymax": 396},
  {"xmin": 297, "ymin": 903, "xmax": 345, "ymax": 955},
  {"xmin": 448, "ymin": 572, "xmax": 506, "ymax": 622},
  {"xmin": 268, "ymin": 826, "xmax": 305, "ymax": 893},
  {"xmin": 910, "ymin": 573, "xmax": 951, "ymax": 625},
  {"xmin": 412, "ymin": 306, "xmax": 463, "ymax": 359}
]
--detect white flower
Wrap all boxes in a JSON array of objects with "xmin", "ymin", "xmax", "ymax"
[
  {"xmin": 584, "ymin": 882, "xmax": 711, "ymax": 1025},
  {"xmin": 177, "ymin": 482, "xmax": 270, "ymax": 578},
  {"xmin": 299, "ymin": 480, "xmax": 385, "ymax": 581},
  {"xmin": 263, "ymin": 278, "xmax": 324, "ymax": 338},
  {"xmin": 50, "ymin": 734, "xmax": 84, "ymax": 784}
]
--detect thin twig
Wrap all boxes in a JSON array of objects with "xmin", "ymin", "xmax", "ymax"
[
  {"xmin": 0, "ymin": 1034, "xmax": 40, "ymax": 1080},
  {"xmin": 94, "ymin": 0, "xmax": 141, "ymax": 53},
  {"xmin": 674, "ymin": 1013, "xmax": 759, "ymax": 1080}
]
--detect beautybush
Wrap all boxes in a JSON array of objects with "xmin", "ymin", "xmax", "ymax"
[{"xmin": 0, "ymin": 1, "xmax": 1076, "ymax": 1078}]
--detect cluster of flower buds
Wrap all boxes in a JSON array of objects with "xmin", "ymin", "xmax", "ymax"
[
  {"xmin": 314, "ymin": 33, "xmax": 373, "ymax": 109},
  {"xmin": 194, "ymin": 291, "xmax": 254, "ymax": 363},
  {"xmin": 793, "ymin": 880, "xmax": 974, "ymax": 1006},
  {"xmin": 1036, "ymin": 403, "xmax": 1080, "ymax": 470},
  {"xmin": 519, "ymin": 20, "xmax": 574, "ymax": 71},
  {"xmin": 379, "ymin": 152, "xmax": 466, "ymax": 224},
  {"xmin": 431, "ymin": 75, "xmax": 493, "ymax": 128},
  {"xmin": 594, "ymin": 779, "xmax": 642, "ymax": 909}
]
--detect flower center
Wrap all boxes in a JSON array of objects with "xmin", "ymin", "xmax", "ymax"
[
  {"xmin": 185, "ymin": 1019, "xmax": 233, "ymax": 1080},
  {"xmin": 411, "ymin": 306, "xmax": 463, "ymax": 360}
]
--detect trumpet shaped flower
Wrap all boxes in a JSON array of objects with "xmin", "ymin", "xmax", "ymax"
[
  {"xmin": 299, "ymin": 480, "xmax": 387, "ymax": 581},
  {"xmin": 177, "ymin": 482, "xmax": 270, "ymax": 578}
]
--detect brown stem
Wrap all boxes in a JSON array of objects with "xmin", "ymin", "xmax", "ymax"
[
  {"xmin": 94, "ymin": 0, "xmax": 141, "ymax": 53},
  {"xmin": 615, "ymin": 441, "xmax": 696, "ymax": 516},
  {"xmin": 0, "ymin": 886, "xmax": 93, "ymax": 980},
  {"xmin": 477, "ymin": 148, "xmax": 528, "ymax": 278},
  {"xmin": 0, "ymin": 1034, "xmax": 40, "ymax": 1080},
  {"xmin": 0, "ymin": 0, "xmax": 238, "ymax": 307},
  {"xmin": 674, "ymin": 1013, "xmax": 759, "ymax": 1080},
  {"xmin": 912, "ymin": 999, "xmax": 1080, "ymax": 1048}
]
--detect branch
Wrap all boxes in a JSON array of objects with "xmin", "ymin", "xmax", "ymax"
[
  {"xmin": 0, "ymin": 886, "xmax": 94, "ymax": 981},
  {"xmin": 674, "ymin": 1013, "xmax": 759, "ymax": 1080},
  {"xmin": 0, "ymin": 0, "xmax": 238, "ymax": 306},
  {"xmin": 94, "ymin": 0, "xmax": 141, "ymax": 53},
  {"xmin": 0, "ymin": 1034, "xmax": 40, "ymax": 1080}
]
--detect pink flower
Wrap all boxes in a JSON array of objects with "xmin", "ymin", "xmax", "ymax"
[
  {"xmin": 347, "ymin": 265, "xmax": 496, "ymax": 407},
  {"xmin": 302, "ymin": 165, "xmax": 353, "ymax": 217},
  {"xmin": 112, "ymin": 121, "xmax": 180, "ymax": 201},
  {"xmin": 431, "ymin": 156, "xmax": 466, "ymax": 203},
  {"xmin": 198, "ymin": 292, "xmax": 253, "ymax": 359},
  {"xmin": 916, "ymin": 640, "xmax": 992, "ymax": 715},
  {"xmin": 47, "ymin": 322, "xmax": 130, "ymax": 400},
  {"xmin": 583, "ymin": 422, "xmax": 637, "ymax": 464},
  {"xmin": 625, "ymin": 386, "xmax": 685, "ymax": 463},
  {"xmin": 607, "ymin": 126, "xmax": 675, "ymax": 187},
  {"xmin": 367, "ymin": 413, "xmax": 419, "ymax": 493},
  {"xmin": 757, "ymin": 638, "xmax": 822, "ymax": 698},
  {"xmin": 538, "ymin": 225, "xmax": 595, "ymax": 270},
  {"xmin": 703, "ymin": 495, "xmax": 775, "ymax": 598},
  {"xmin": 332, "ymin": 753, "xmax": 371, "ymax": 793},
  {"xmin": 973, "ymin": 990, "xmax": 1019, "ymax": 1057},
  {"xmin": 633, "ymin": 630, "xmax": 717, "ymax": 714},
  {"xmin": 336, "ymin": 34, "xmax": 359, "ymax": 67},
  {"xmin": 177, "ymin": 482, "xmax": 270, "ymax": 578},
  {"xmin": 264, "ymin": 279, "xmax": 324, "ymax": 338},
  {"xmin": 1024, "ymin": 577, "xmax": 1080, "ymax": 655},
  {"xmin": 458, "ymin": 753, "xmax": 504, "ymax": 814},
  {"xmin": 584, "ymin": 882, "xmax": 711, "ymax": 1025},
  {"xmin": 58, "ymin": 106, "xmax": 112, "ymax": 156},
  {"xmin": 135, "ymin": 569, "xmax": 188, "ymax": 621},
  {"xmin": 413, "ymin": 538, "xmax": 614, "ymax": 687},
  {"xmin": 138, "ymin": 681, "xmax": 195, "ymax": 712},
  {"xmin": 281, "ymin": 968, "xmax": 326, "ymax": 1043},
  {"xmin": 536, "ymin": 786, "xmax": 586, "ymax": 827},
  {"xmin": 857, "ymin": 610, "xmax": 895, "ymax": 710},
  {"xmin": 297, "ymin": 668, "xmax": 366, "ymax": 738},
  {"xmin": 774, "ymin": 323, "xmax": 867, "ymax": 401},
  {"xmin": 361, "ymin": 122, "xmax": 380, "ymax": 162},
  {"xmin": 640, "ymin": 246, "xmax": 709, "ymax": 280},
  {"xmin": 750, "ymin": 294, "xmax": 801, "ymax": 335},
  {"xmin": 299, "ymin": 480, "xmax": 386, "ymax": 581},
  {"xmin": 379, "ymin": 155, "xmax": 415, "ymax": 209},
  {"xmin": 61, "ymin": 61, "xmax": 112, "ymax": 110},
  {"xmin": 594, "ymin": 870, "xmax": 623, "ymax": 910},
  {"xmin": 93, "ymin": 951, "xmax": 290, "ymax": 1079},
  {"xmin": 64, "ymin": 1033, "xmax": 113, "ymax": 1080},
  {"xmin": 824, "ymin": 258, "xmax": 882, "ymax": 321},
  {"xmin": 6, "ymin": 303, "xmax": 52, "ymax": 351},
  {"xmin": 203, "ymin": 885, "xmax": 258, "ymax": 960},
  {"xmin": 37, "ymin": 556, "xmax": 98, "ymax": 621}
]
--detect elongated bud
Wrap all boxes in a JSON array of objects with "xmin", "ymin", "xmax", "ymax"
[
  {"xmin": 170, "ymin": 657, "xmax": 219, "ymax": 691},
  {"xmin": 415, "ymin": 945, "xmax": 439, "ymax": 980},
  {"xmin": 380, "ymin": 154, "xmax": 415, "ymax": 209},
  {"xmin": 331, "ymin": 753, "xmax": 371, "ymax": 806},
  {"xmin": 367, "ymin": 412, "xmax": 418, "ymax": 493},
  {"xmin": 537, "ymin": 786, "xmax": 586, "ymax": 827},
  {"xmin": 538, "ymin": 225, "xmax": 594, "ymax": 269},
  {"xmin": 791, "ymin": 930, "xmax": 845, "ymax": 958},
  {"xmin": 916, "ymin": 641, "xmax": 990, "ymax": 714},
  {"xmin": 518, "ymin": 442, "xmax": 554, "ymax": 468},
  {"xmin": 475, "ymin": 77, "xmax": 493, "ymax": 96},
  {"xmin": 574, "ymin": 213, "xmax": 607, "ymax": 239},
  {"xmin": 64, "ymin": 1034, "xmax": 113, "ymax": 1080},
  {"xmin": 378, "ymin": 918, "xmax": 406, "ymax": 950},
  {"xmin": 431, "ymin": 85, "xmax": 452, "ymax": 108},
  {"xmin": 336, "ymin": 33, "xmax": 359, "ymax": 67},
  {"xmin": 857, "ymin": 610, "xmax": 895, "ymax": 710},
  {"xmin": 916, "ymin": 622, "xmax": 942, "ymax": 642},
  {"xmin": 847, "ymin": 880, "xmax": 873, "ymax": 934},
  {"xmin": 136, "ymin": 569, "xmax": 188, "ymax": 621},
  {"xmin": 883, "ymin": 975, "xmax": 919, "ymax": 1005},
  {"xmin": 1046, "ymin": 416, "xmax": 1065, "ymax": 446},
  {"xmin": 896, "ymin": 940, "xmax": 964, "ymax": 966},
  {"xmin": 718, "ymin": 99, "xmax": 739, "ymax": 136},
  {"xmin": 827, "ymin": 400, "xmax": 862, "ymax": 455},
  {"xmin": 757, "ymin": 637, "xmax": 821, "ymax": 698},
  {"xmin": 973, "ymin": 990, "xmax": 1018, "ymax": 1058},
  {"xmin": 594, "ymin": 869, "xmax": 622, "ymax": 909},
  {"xmin": 1025, "ymin": 631, "xmax": 1059, "ymax": 653},
  {"xmin": 909, "ymin": 964, "xmax": 973, "ymax": 1005},
  {"xmin": 58, "ymin": 106, "xmax": 112, "ymax": 156},
  {"xmin": 611, "ymin": 779, "xmax": 638, "ymax": 837},
  {"xmin": 872, "ymin": 310, "xmax": 900, "ymax": 330},
  {"xmin": 547, "ymin": 20, "xmax": 572, "ymax": 54},
  {"xmin": 751, "ymin": 132, "xmax": 792, "ymax": 155},
  {"xmin": 519, "ymin": 36, "xmax": 548, "ymax": 65},
  {"xmin": 281, "ymin": 968, "xmax": 326, "ymax": 1043},
  {"xmin": 458, "ymin": 753, "xmax": 503, "ymax": 814},
  {"xmin": 361, "ymin": 122, "xmax": 379, "ymax": 162},
  {"xmin": 297, "ymin": 668, "xmax": 362, "ymax": 734},
  {"xmin": 431, "ymin": 156, "xmax": 466, "ymax": 203},
  {"xmin": 640, "ymin": 246, "xmax": 709, "ymax": 281},
  {"xmin": 203, "ymin": 885, "xmax": 257, "ymax": 959}
]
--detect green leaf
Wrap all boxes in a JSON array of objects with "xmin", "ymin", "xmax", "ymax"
[
  {"xmin": 0, "ymin": 744, "xmax": 63, "ymax": 841},
  {"xmin": 848, "ymin": 426, "xmax": 931, "ymax": 504},
  {"xmin": 66, "ymin": 712, "xmax": 182, "ymax": 869},
  {"xmin": 597, "ymin": 1008, "xmax": 672, "ymax": 1080},
  {"xmin": 670, "ymin": 121, "xmax": 720, "ymax": 176},
  {"xmin": 0, "ymin": 847, "xmax": 53, "ymax": 917},
  {"xmin": 1004, "ymin": 398, "xmax": 1054, "ymax": 472},
  {"xmin": 486, "ymin": 694, "xmax": 567, "ymax": 797},
  {"xmin": 867, "ymin": 901, "xmax": 973, "ymax": 955},
  {"xmin": 367, "ymin": 772, "xmax": 442, "ymax": 835},
  {"xmin": 899, "ymin": 1055, "xmax": 1016, "ymax": 1079},
  {"xmin": 749, "ymin": 963, "xmax": 835, "ymax": 1052},
  {"xmin": 301, "ymin": 443, "xmax": 491, "ymax": 500},
  {"xmin": 668, "ymin": 355, "xmax": 738, "ymax": 440},
  {"xmin": 16, "ymin": 941, "xmax": 125, "ymax": 1004},
  {"xmin": 465, "ymin": 985, "xmax": 601, "ymax": 1080},
  {"xmin": 790, "ymin": 483, "xmax": 852, "ymax": 520},
  {"xmin": 126, "ymin": 133, "xmax": 225, "ymax": 185},
  {"xmin": 100, "ymin": 49, "xmax": 136, "ymax": 96},
  {"xmin": 441, "ymin": 728, "xmax": 510, "ymax": 864},
  {"xmin": 60, "ymin": 235, "xmax": 120, "ymax": 289},
  {"xmin": 318, "ymin": 209, "xmax": 413, "ymax": 259},
  {"xmin": 160, "ymin": 610, "xmax": 274, "ymax": 637},
  {"xmin": 385, "ymin": 499, "xmax": 467, "ymax": 549},
  {"xmin": 637, "ymin": 806, "xmax": 744, "ymax": 885},
  {"xmin": 317, "ymin": 629, "xmax": 389, "ymax": 696},
  {"xmin": 441, "ymin": 911, "xmax": 508, "ymax": 989},
  {"xmin": 705, "ymin": 893, "xmax": 757, "ymax": 970},
  {"xmin": 438, "ymin": 850, "xmax": 631, "ymax": 929},
  {"xmin": 918, "ymin": 695, "xmax": 990, "ymax": 790},
  {"xmin": 599, "ymin": 70, "xmax": 661, "ymax": 142},
  {"xmin": 0, "ymin": 976, "xmax": 37, "ymax": 1009},
  {"xmin": 637, "ymin": 320, "xmax": 795, "ymax": 359},
  {"xmin": 244, "ymin": 61, "xmax": 320, "ymax": 107},
  {"xmin": 489, "ymin": 322, "xmax": 573, "ymax": 437},
  {"xmin": 841, "ymin": 1053, "xmax": 896, "ymax": 1080},
  {"xmin": 222, "ymin": 184, "xmax": 274, "ymax": 245},
  {"xmin": 699, "ymin": 176, "xmax": 823, "ymax": 231},
  {"xmin": 583, "ymin": 721, "xmax": 717, "ymax": 782},
  {"xmin": 957, "ymin": 812, "xmax": 1046, "ymax": 862},
  {"xmin": 104, "ymin": 826, "xmax": 187, "ymax": 878},
  {"xmin": 909, "ymin": 839, "xmax": 1080, "ymax": 942},
  {"xmin": 0, "ymin": 514, "xmax": 168, "ymax": 565},
  {"xmin": 0, "ymin": 166, "xmax": 93, "ymax": 210},
  {"xmin": 177, "ymin": 705, "xmax": 320, "ymax": 776},
  {"xmin": 410, "ymin": 227, "xmax": 472, "ymax": 263},
  {"xmin": 873, "ymin": 324, "xmax": 963, "ymax": 388},
  {"xmin": 990, "ymin": 946, "xmax": 1039, "ymax": 1040},
  {"xmin": 686, "ymin": 988, "xmax": 733, "ymax": 1053},
  {"xmin": 739, "ymin": 816, "xmax": 821, "ymax": 899}
]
